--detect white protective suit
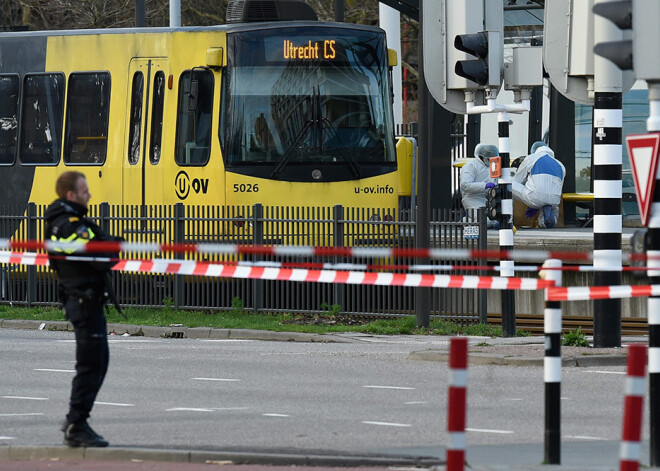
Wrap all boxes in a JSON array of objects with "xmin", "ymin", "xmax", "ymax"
[
  {"xmin": 512, "ymin": 146, "xmax": 566, "ymax": 227},
  {"xmin": 460, "ymin": 157, "xmax": 497, "ymax": 227},
  {"xmin": 460, "ymin": 157, "xmax": 495, "ymax": 210}
]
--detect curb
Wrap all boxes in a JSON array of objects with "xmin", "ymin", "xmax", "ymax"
[
  {"xmin": 0, "ymin": 319, "xmax": 634, "ymax": 367},
  {"xmin": 408, "ymin": 349, "xmax": 628, "ymax": 367},
  {"xmin": 0, "ymin": 446, "xmax": 444, "ymax": 468},
  {"xmin": 0, "ymin": 319, "xmax": 351, "ymax": 343}
]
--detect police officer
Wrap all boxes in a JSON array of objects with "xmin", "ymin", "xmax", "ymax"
[{"xmin": 44, "ymin": 171, "xmax": 120, "ymax": 447}]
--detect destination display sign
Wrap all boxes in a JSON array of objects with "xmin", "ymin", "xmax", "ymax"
[{"xmin": 282, "ymin": 39, "xmax": 336, "ymax": 60}]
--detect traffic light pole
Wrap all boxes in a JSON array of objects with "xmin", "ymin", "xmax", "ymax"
[
  {"xmin": 465, "ymin": 91, "xmax": 530, "ymax": 337},
  {"xmin": 592, "ymin": 0, "xmax": 623, "ymax": 348},
  {"xmin": 647, "ymin": 84, "xmax": 660, "ymax": 467},
  {"xmin": 498, "ymin": 111, "xmax": 515, "ymax": 337}
]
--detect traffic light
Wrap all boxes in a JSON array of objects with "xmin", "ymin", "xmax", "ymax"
[
  {"xmin": 632, "ymin": 0, "xmax": 660, "ymax": 81},
  {"xmin": 485, "ymin": 186, "xmax": 502, "ymax": 221},
  {"xmin": 454, "ymin": 30, "xmax": 502, "ymax": 87},
  {"xmin": 593, "ymin": 0, "xmax": 633, "ymax": 70}
]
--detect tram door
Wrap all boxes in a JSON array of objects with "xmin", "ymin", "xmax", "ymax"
[{"xmin": 124, "ymin": 58, "xmax": 168, "ymax": 206}]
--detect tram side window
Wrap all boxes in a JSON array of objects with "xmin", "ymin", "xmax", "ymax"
[
  {"xmin": 128, "ymin": 72, "xmax": 144, "ymax": 165},
  {"xmin": 64, "ymin": 72, "xmax": 111, "ymax": 165},
  {"xmin": 0, "ymin": 75, "xmax": 19, "ymax": 165},
  {"xmin": 19, "ymin": 73, "xmax": 65, "ymax": 165},
  {"xmin": 149, "ymin": 71, "xmax": 165, "ymax": 164},
  {"xmin": 175, "ymin": 69, "xmax": 213, "ymax": 166}
]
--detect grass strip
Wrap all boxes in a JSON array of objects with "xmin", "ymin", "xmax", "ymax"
[{"xmin": 0, "ymin": 304, "xmax": 525, "ymax": 337}]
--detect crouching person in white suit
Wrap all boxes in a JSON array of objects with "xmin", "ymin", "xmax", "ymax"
[{"xmin": 512, "ymin": 141, "xmax": 566, "ymax": 228}]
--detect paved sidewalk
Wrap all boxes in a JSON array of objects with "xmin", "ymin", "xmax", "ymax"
[{"xmin": 2, "ymin": 443, "xmax": 660, "ymax": 470}]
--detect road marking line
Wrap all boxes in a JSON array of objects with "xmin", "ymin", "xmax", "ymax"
[
  {"xmin": 1, "ymin": 396, "xmax": 49, "ymax": 401},
  {"xmin": 166, "ymin": 408, "xmax": 214, "ymax": 412},
  {"xmin": 263, "ymin": 413, "xmax": 290, "ymax": 417},
  {"xmin": 363, "ymin": 385, "xmax": 415, "ymax": 390},
  {"xmin": 566, "ymin": 435, "xmax": 606, "ymax": 440},
  {"xmin": 201, "ymin": 339, "xmax": 252, "ymax": 342},
  {"xmin": 94, "ymin": 402, "xmax": 135, "ymax": 407},
  {"xmin": 193, "ymin": 378, "xmax": 241, "ymax": 382},
  {"xmin": 0, "ymin": 413, "xmax": 44, "ymax": 417},
  {"xmin": 466, "ymin": 428, "xmax": 514, "ymax": 434},
  {"xmin": 405, "ymin": 401, "xmax": 426, "ymax": 405},
  {"xmin": 504, "ymin": 398, "xmax": 523, "ymax": 401},
  {"xmin": 211, "ymin": 407, "xmax": 251, "ymax": 411},
  {"xmin": 34, "ymin": 369, "xmax": 75, "ymax": 373},
  {"xmin": 0, "ymin": 436, "xmax": 15, "ymax": 440},
  {"xmin": 585, "ymin": 370, "xmax": 626, "ymax": 375},
  {"xmin": 362, "ymin": 421, "xmax": 412, "ymax": 427}
]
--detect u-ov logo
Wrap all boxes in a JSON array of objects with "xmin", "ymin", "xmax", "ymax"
[{"xmin": 175, "ymin": 171, "xmax": 209, "ymax": 200}]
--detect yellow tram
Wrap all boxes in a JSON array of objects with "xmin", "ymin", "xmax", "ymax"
[{"xmin": 0, "ymin": 1, "xmax": 413, "ymax": 244}]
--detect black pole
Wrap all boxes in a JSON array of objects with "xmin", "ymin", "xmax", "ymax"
[
  {"xmin": 548, "ymin": 85, "xmax": 576, "ymax": 224},
  {"xmin": 135, "ymin": 0, "xmax": 146, "ymax": 27},
  {"xmin": 592, "ymin": 92, "xmax": 622, "ymax": 348},
  {"xmin": 647, "ymin": 86, "xmax": 660, "ymax": 467},
  {"xmin": 498, "ymin": 112, "xmax": 515, "ymax": 337},
  {"xmin": 415, "ymin": 0, "xmax": 430, "ymax": 327},
  {"xmin": 334, "ymin": 0, "xmax": 344, "ymax": 22},
  {"xmin": 543, "ymin": 259, "xmax": 562, "ymax": 464},
  {"xmin": 527, "ymin": 85, "xmax": 543, "ymax": 148},
  {"xmin": 650, "ymin": 194, "xmax": 660, "ymax": 466}
]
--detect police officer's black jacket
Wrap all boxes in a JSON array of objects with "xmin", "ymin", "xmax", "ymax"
[{"xmin": 44, "ymin": 199, "xmax": 119, "ymax": 293}]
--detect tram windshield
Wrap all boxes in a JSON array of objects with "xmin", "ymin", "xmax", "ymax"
[{"xmin": 220, "ymin": 26, "xmax": 396, "ymax": 181}]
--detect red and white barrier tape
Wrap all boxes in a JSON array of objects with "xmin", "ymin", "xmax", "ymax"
[
  {"xmin": 0, "ymin": 249, "xmax": 651, "ymax": 274},
  {"xmin": 547, "ymin": 285, "xmax": 660, "ymax": 301},
  {"xmin": 0, "ymin": 251, "xmax": 554, "ymax": 290},
  {"xmin": 0, "ymin": 251, "xmax": 49, "ymax": 266},
  {"xmin": 0, "ymin": 238, "xmax": 602, "ymax": 262},
  {"xmin": 447, "ymin": 337, "xmax": 468, "ymax": 471},
  {"xmin": 115, "ymin": 259, "xmax": 553, "ymax": 290},
  {"xmin": 619, "ymin": 344, "xmax": 647, "ymax": 471}
]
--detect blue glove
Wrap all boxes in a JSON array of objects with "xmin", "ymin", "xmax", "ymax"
[
  {"xmin": 524, "ymin": 207, "xmax": 539, "ymax": 218},
  {"xmin": 485, "ymin": 182, "xmax": 496, "ymax": 189}
]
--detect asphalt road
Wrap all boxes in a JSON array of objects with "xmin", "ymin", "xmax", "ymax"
[{"xmin": 0, "ymin": 329, "xmax": 649, "ymax": 468}]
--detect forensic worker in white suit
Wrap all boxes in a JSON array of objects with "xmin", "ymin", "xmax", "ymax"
[
  {"xmin": 512, "ymin": 141, "xmax": 566, "ymax": 228},
  {"xmin": 460, "ymin": 143, "xmax": 498, "ymax": 227}
]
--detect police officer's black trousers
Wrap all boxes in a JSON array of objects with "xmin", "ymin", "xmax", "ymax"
[{"xmin": 64, "ymin": 296, "xmax": 109, "ymax": 425}]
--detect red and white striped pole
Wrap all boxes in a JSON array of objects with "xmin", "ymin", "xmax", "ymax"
[
  {"xmin": 620, "ymin": 344, "xmax": 647, "ymax": 471},
  {"xmin": 447, "ymin": 337, "xmax": 468, "ymax": 471}
]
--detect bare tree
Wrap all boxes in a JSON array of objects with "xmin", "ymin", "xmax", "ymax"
[{"xmin": 2, "ymin": 0, "xmax": 418, "ymax": 121}]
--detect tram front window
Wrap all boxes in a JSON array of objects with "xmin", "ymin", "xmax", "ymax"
[{"xmin": 220, "ymin": 27, "xmax": 396, "ymax": 182}]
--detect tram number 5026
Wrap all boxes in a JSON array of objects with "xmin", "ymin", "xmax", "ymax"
[{"xmin": 233, "ymin": 183, "xmax": 259, "ymax": 193}]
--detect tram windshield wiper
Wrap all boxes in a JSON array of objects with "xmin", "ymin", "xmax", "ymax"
[
  {"xmin": 318, "ymin": 117, "xmax": 361, "ymax": 179},
  {"xmin": 270, "ymin": 119, "xmax": 315, "ymax": 179},
  {"xmin": 270, "ymin": 86, "xmax": 361, "ymax": 180}
]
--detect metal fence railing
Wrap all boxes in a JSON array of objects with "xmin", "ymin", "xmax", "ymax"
[{"xmin": 0, "ymin": 203, "xmax": 487, "ymax": 324}]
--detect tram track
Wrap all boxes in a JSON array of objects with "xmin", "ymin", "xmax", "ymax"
[{"xmin": 488, "ymin": 313, "xmax": 648, "ymax": 336}]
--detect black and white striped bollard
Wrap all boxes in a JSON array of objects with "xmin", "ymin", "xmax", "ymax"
[{"xmin": 542, "ymin": 258, "xmax": 562, "ymax": 464}]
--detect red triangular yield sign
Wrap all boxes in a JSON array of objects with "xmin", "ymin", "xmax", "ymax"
[{"xmin": 626, "ymin": 133, "xmax": 660, "ymax": 226}]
